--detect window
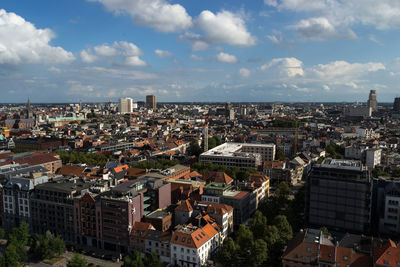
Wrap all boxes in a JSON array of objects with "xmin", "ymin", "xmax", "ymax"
[
  {"xmin": 343, "ymin": 256, "xmax": 348, "ymax": 261},
  {"xmin": 307, "ymin": 247, "xmax": 312, "ymax": 252},
  {"xmin": 384, "ymin": 260, "xmax": 390, "ymax": 264}
]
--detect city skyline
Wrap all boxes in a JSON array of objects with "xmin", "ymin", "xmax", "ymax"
[{"xmin": 2, "ymin": 0, "xmax": 400, "ymax": 102}]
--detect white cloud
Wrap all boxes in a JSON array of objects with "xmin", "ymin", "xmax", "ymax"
[
  {"xmin": 116, "ymin": 41, "xmax": 141, "ymax": 56},
  {"xmin": 0, "ymin": 9, "xmax": 74, "ymax": 65},
  {"xmin": 190, "ymin": 54, "xmax": 203, "ymax": 61},
  {"xmin": 309, "ymin": 61, "xmax": 385, "ymax": 81},
  {"xmin": 195, "ymin": 10, "xmax": 256, "ymax": 46},
  {"xmin": 94, "ymin": 44, "xmax": 119, "ymax": 56},
  {"xmin": 89, "ymin": 0, "xmax": 192, "ymax": 32},
  {"xmin": 290, "ymin": 17, "xmax": 357, "ymax": 40},
  {"xmin": 264, "ymin": 0, "xmax": 278, "ymax": 7},
  {"xmin": 192, "ymin": 41, "xmax": 209, "ymax": 51},
  {"xmin": 267, "ymin": 31, "xmax": 283, "ymax": 45},
  {"xmin": 216, "ymin": 52, "xmax": 238, "ymax": 64},
  {"xmin": 48, "ymin": 66, "xmax": 61, "ymax": 73},
  {"xmin": 239, "ymin": 68, "xmax": 251, "ymax": 78},
  {"xmin": 322, "ymin": 85, "xmax": 331, "ymax": 92},
  {"xmin": 154, "ymin": 49, "xmax": 172, "ymax": 58},
  {"xmin": 80, "ymin": 50, "xmax": 98, "ymax": 63},
  {"xmin": 268, "ymin": 0, "xmax": 400, "ymax": 40},
  {"xmin": 80, "ymin": 41, "xmax": 145, "ymax": 66},
  {"xmin": 368, "ymin": 34, "xmax": 383, "ymax": 45},
  {"xmin": 261, "ymin": 57, "xmax": 304, "ymax": 77},
  {"xmin": 124, "ymin": 56, "xmax": 147, "ymax": 67}
]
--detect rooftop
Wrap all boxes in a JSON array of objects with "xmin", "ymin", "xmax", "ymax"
[{"xmin": 317, "ymin": 158, "xmax": 367, "ymax": 171}]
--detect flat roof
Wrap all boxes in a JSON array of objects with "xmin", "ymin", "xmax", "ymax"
[
  {"xmin": 201, "ymin": 142, "xmax": 271, "ymax": 158},
  {"xmin": 317, "ymin": 158, "xmax": 366, "ymax": 171}
]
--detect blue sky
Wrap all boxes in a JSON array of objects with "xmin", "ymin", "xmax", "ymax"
[{"xmin": 1, "ymin": 0, "xmax": 400, "ymax": 103}]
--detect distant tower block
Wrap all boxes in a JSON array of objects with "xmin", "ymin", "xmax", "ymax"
[
  {"xmin": 367, "ymin": 90, "xmax": 378, "ymax": 112},
  {"xmin": 394, "ymin": 97, "xmax": 400, "ymax": 112},
  {"xmin": 203, "ymin": 122, "xmax": 209, "ymax": 152},
  {"xmin": 146, "ymin": 95, "xmax": 157, "ymax": 110}
]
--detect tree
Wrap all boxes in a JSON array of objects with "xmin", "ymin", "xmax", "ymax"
[
  {"xmin": 4, "ymin": 243, "xmax": 20, "ymax": 267},
  {"xmin": 250, "ymin": 239, "xmax": 268, "ymax": 267},
  {"xmin": 30, "ymin": 231, "xmax": 66, "ymax": 260},
  {"xmin": 0, "ymin": 228, "xmax": 5, "ymax": 240},
  {"xmin": 276, "ymin": 149, "xmax": 286, "ymax": 161},
  {"xmin": 144, "ymin": 251, "xmax": 161, "ymax": 267},
  {"xmin": 249, "ymin": 211, "xmax": 268, "ymax": 240},
  {"xmin": 123, "ymin": 251, "xmax": 144, "ymax": 267},
  {"xmin": 273, "ymin": 215, "xmax": 293, "ymax": 244},
  {"xmin": 216, "ymin": 237, "xmax": 238, "ymax": 267},
  {"xmin": 208, "ymin": 137, "xmax": 217, "ymax": 150},
  {"xmin": 320, "ymin": 227, "xmax": 331, "ymax": 237},
  {"xmin": 236, "ymin": 224, "xmax": 253, "ymax": 261},
  {"xmin": 8, "ymin": 221, "xmax": 30, "ymax": 261},
  {"xmin": 67, "ymin": 253, "xmax": 87, "ymax": 267},
  {"xmin": 188, "ymin": 141, "xmax": 203, "ymax": 157},
  {"xmin": 276, "ymin": 181, "xmax": 291, "ymax": 206}
]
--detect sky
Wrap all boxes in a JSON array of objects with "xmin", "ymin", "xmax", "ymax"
[{"xmin": 1, "ymin": 0, "xmax": 400, "ymax": 103}]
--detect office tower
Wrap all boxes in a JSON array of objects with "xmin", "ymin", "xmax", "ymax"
[
  {"xmin": 225, "ymin": 102, "xmax": 234, "ymax": 120},
  {"xmin": 367, "ymin": 90, "xmax": 378, "ymax": 112},
  {"xmin": 119, "ymin": 97, "xmax": 133, "ymax": 114},
  {"xmin": 394, "ymin": 97, "xmax": 400, "ymax": 112},
  {"xmin": 308, "ymin": 159, "xmax": 372, "ymax": 233},
  {"xmin": 146, "ymin": 95, "xmax": 157, "ymax": 110}
]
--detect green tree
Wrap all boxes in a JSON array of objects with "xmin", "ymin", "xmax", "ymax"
[
  {"xmin": 236, "ymin": 224, "xmax": 253, "ymax": 261},
  {"xmin": 320, "ymin": 227, "xmax": 331, "ymax": 237},
  {"xmin": 276, "ymin": 149, "xmax": 286, "ymax": 161},
  {"xmin": 8, "ymin": 221, "xmax": 30, "ymax": 261},
  {"xmin": 249, "ymin": 211, "xmax": 268, "ymax": 240},
  {"xmin": 208, "ymin": 137, "xmax": 217, "ymax": 149},
  {"xmin": 4, "ymin": 243, "xmax": 20, "ymax": 267},
  {"xmin": 0, "ymin": 228, "xmax": 5, "ymax": 239},
  {"xmin": 188, "ymin": 141, "xmax": 203, "ymax": 157},
  {"xmin": 216, "ymin": 237, "xmax": 238, "ymax": 267},
  {"xmin": 30, "ymin": 231, "xmax": 66, "ymax": 260},
  {"xmin": 250, "ymin": 239, "xmax": 268, "ymax": 267},
  {"xmin": 123, "ymin": 251, "xmax": 144, "ymax": 267},
  {"xmin": 276, "ymin": 181, "xmax": 291, "ymax": 206},
  {"xmin": 67, "ymin": 253, "xmax": 87, "ymax": 267},
  {"xmin": 273, "ymin": 215, "xmax": 293, "ymax": 244},
  {"xmin": 144, "ymin": 251, "xmax": 161, "ymax": 267}
]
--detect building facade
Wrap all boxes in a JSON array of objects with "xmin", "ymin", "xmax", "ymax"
[{"xmin": 308, "ymin": 159, "xmax": 372, "ymax": 233}]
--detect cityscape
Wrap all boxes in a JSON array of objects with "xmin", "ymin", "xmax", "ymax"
[{"xmin": 2, "ymin": 1, "xmax": 400, "ymax": 267}]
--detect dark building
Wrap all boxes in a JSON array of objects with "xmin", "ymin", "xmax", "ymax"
[
  {"xmin": 394, "ymin": 97, "xmax": 400, "ymax": 113},
  {"xmin": 30, "ymin": 177, "xmax": 95, "ymax": 244},
  {"xmin": 308, "ymin": 159, "xmax": 372, "ymax": 233}
]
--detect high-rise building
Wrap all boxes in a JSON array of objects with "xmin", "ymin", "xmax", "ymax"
[
  {"xmin": 146, "ymin": 95, "xmax": 156, "ymax": 110},
  {"xmin": 307, "ymin": 159, "xmax": 372, "ymax": 233},
  {"xmin": 393, "ymin": 97, "xmax": 400, "ymax": 112},
  {"xmin": 367, "ymin": 90, "xmax": 378, "ymax": 112},
  {"xmin": 119, "ymin": 97, "xmax": 133, "ymax": 114},
  {"xmin": 225, "ymin": 102, "xmax": 234, "ymax": 120}
]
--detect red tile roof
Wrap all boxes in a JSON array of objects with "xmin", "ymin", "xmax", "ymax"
[{"xmin": 203, "ymin": 171, "xmax": 233, "ymax": 185}]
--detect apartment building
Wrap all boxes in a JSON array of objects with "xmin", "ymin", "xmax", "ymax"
[
  {"xmin": 200, "ymin": 143, "xmax": 276, "ymax": 170},
  {"xmin": 30, "ymin": 177, "xmax": 95, "ymax": 244},
  {"xmin": 308, "ymin": 159, "xmax": 372, "ymax": 233},
  {"xmin": 170, "ymin": 224, "xmax": 219, "ymax": 267},
  {"xmin": 3, "ymin": 174, "xmax": 49, "ymax": 229}
]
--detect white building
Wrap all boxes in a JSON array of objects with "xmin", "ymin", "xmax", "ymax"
[
  {"xmin": 365, "ymin": 148, "xmax": 381, "ymax": 168},
  {"xmin": 119, "ymin": 97, "xmax": 133, "ymax": 114},
  {"xmin": 3, "ymin": 175, "xmax": 49, "ymax": 228},
  {"xmin": 170, "ymin": 224, "xmax": 219, "ymax": 267},
  {"xmin": 199, "ymin": 143, "xmax": 275, "ymax": 170}
]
